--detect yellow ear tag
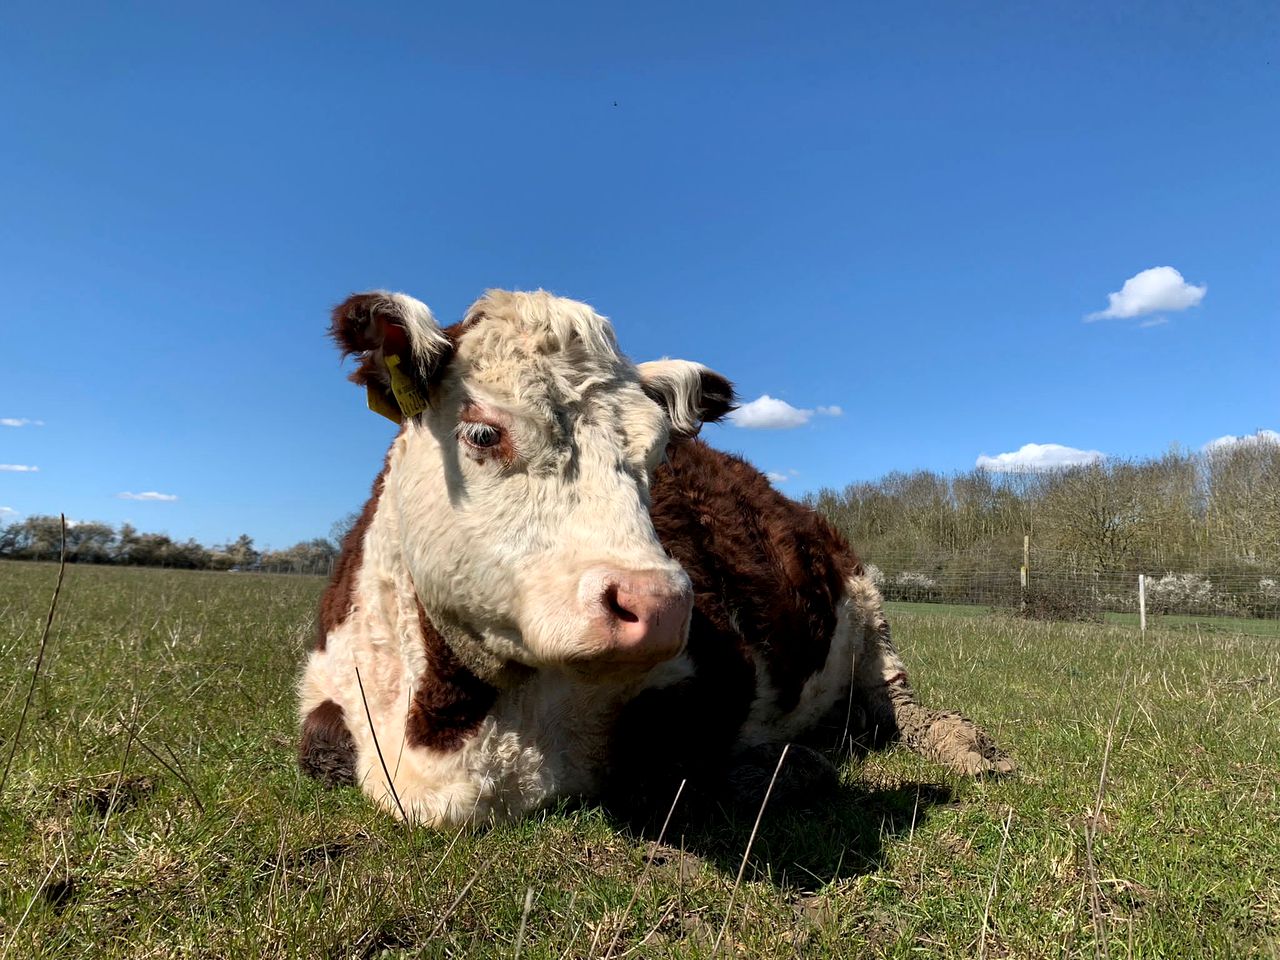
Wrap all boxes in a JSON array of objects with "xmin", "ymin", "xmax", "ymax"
[
  {"xmin": 385, "ymin": 353, "xmax": 429, "ymax": 419},
  {"xmin": 366, "ymin": 384, "xmax": 403, "ymax": 423}
]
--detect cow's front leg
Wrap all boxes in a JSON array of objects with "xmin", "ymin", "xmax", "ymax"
[
  {"xmin": 298, "ymin": 647, "xmax": 361, "ymax": 788},
  {"xmin": 855, "ymin": 617, "xmax": 1015, "ymax": 776},
  {"xmin": 299, "ymin": 697, "xmax": 358, "ymax": 787}
]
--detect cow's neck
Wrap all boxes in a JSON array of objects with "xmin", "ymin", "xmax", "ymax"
[{"xmin": 419, "ymin": 602, "xmax": 534, "ymax": 690}]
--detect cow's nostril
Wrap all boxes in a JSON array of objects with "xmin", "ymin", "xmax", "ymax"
[{"xmin": 604, "ymin": 584, "xmax": 641, "ymax": 624}]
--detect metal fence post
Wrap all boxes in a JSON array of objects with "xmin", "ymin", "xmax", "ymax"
[{"xmin": 1138, "ymin": 573, "xmax": 1147, "ymax": 635}]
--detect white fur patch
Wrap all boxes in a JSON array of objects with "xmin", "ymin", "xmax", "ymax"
[
  {"xmin": 636, "ymin": 359, "xmax": 717, "ymax": 438},
  {"xmin": 386, "ymin": 291, "xmax": 451, "ymax": 370}
]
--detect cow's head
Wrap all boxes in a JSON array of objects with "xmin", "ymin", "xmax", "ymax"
[{"xmin": 331, "ymin": 290, "xmax": 734, "ymax": 677}]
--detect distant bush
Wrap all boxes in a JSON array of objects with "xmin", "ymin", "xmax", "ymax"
[
  {"xmin": 884, "ymin": 571, "xmax": 940, "ymax": 603},
  {"xmin": 1015, "ymin": 586, "xmax": 1103, "ymax": 623},
  {"xmin": 1145, "ymin": 573, "xmax": 1215, "ymax": 614}
]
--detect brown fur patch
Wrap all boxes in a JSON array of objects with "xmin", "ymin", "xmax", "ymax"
[
  {"xmin": 406, "ymin": 600, "xmax": 498, "ymax": 753},
  {"xmin": 330, "ymin": 294, "xmax": 462, "ymax": 415},
  {"xmin": 299, "ymin": 699, "xmax": 357, "ymax": 787},
  {"xmin": 610, "ymin": 440, "xmax": 861, "ymax": 802},
  {"xmin": 316, "ymin": 456, "xmax": 391, "ymax": 650},
  {"xmin": 330, "ymin": 294, "xmax": 453, "ymax": 387},
  {"xmin": 651, "ymin": 439, "xmax": 860, "ymax": 714}
]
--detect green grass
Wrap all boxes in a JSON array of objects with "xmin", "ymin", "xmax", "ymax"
[
  {"xmin": 1101, "ymin": 610, "xmax": 1280, "ymax": 638},
  {"xmin": 883, "ymin": 601, "xmax": 996, "ymax": 620},
  {"xmin": 2, "ymin": 561, "xmax": 1278, "ymax": 958},
  {"xmin": 886, "ymin": 600, "xmax": 1280, "ymax": 638}
]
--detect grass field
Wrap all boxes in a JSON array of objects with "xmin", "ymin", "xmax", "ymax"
[
  {"xmin": 884, "ymin": 601, "xmax": 1280, "ymax": 639},
  {"xmin": 2, "ymin": 561, "xmax": 1278, "ymax": 959}
]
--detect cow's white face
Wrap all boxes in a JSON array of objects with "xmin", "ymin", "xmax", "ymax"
[{"xmin": 332, "ymin": 289, "xmax": 734, "ymax": 675}]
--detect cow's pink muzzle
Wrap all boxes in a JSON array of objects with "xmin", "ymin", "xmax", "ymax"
[{"xmin": 584, "ymin": 569, "xmax": 693, "ymax": 667}]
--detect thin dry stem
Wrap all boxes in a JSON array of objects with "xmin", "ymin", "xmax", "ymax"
[
  {"xmin": 978, "ymin": 806, "xmax": 1014, "ymax": 959},
  {"xmin": 713, "ymin": 743, "xmax": 791, "ymax": 956},
  {"xmin": 1, "ymin": 514, "xmax": 68, "ymax": 794},
  {"xmin": 602, "ymin": 778, "xmax": 688, "ymax": 960},
  {"xmin": 354, "ymin": 664, "xmax": 409, "ymax": 822}
]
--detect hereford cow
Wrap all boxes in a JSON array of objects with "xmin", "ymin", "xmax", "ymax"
[{"xmin": 298, "ymin": 289, "xmax": 1013, "ymax": 826}]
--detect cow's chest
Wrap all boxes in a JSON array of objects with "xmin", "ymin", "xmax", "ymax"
[{"xmin": 427, "ymin": 670, "xmax": 631, "ymax": 819}]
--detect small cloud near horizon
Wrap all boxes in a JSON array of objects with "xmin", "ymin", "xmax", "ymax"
[
  {"xmin": 976, "ymin": 443, "xmax": 1105, "ymax": 472},
  {"xmin": 0, "ymin": 506, "xmax": 17, "ymax": 517},
  {"xmin": 765, "ymin": 468, "xmax": 801, "ymax": 484},
  {"xmin": 117, "ymin": 491, "xmax": 180, "ymax": 502},
  {"xmin": 0, "ymin": 464, "xmax": 39, "ymax": 473},
  {"xmin": 1202, "ymin": 429, "xmax": 1280, "ymax": 453},
  {"xmin": 1087, "ymin": 266, "xmax": 1205, "ymax": 322},
  {"xmin": 729, "ymin": 395, "xmax": 843, "ymax": 430},
  {"xmin": 1, "ymin": 418, "xmax": 44, "ymax": 427}
]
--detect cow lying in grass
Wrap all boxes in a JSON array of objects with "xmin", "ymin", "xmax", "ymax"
[{"xmin": 298, "ymin": 289, "xmax": 1013, "ymax": 826}]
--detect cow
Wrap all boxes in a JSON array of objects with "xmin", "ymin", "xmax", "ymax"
[{"xmin": 298, "ymin": 289, "xmax": 1013, "ymax": 826}]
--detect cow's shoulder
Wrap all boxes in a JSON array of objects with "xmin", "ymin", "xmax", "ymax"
[{"xmin": 650, "ymin": 440, "xmax": 862, "ymax": 712}]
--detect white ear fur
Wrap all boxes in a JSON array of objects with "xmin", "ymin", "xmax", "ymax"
[
  {"xmin": 636, "ymin": 359, "xmax": 736, "ymax": 439},
  {"xmin": 331, "ymin": 290, "xmax": 454, "ymax": 397},
  {"xmin": 381, "ymin": 292, "xmax": 451, "ymax": 370}
]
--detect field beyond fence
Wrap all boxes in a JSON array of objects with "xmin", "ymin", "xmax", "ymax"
[
  {"xmin": 865, "ymin": 548, "xmax": 1280, "ymax": 639},
  {"xmin": 2, "ymin": 561, "xmax": 1279, "ymax": 958}
]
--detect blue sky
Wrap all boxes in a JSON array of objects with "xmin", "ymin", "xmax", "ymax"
[{"xmin": 2, "ymin": 1, "xmax": 1277, "ymax": 548}]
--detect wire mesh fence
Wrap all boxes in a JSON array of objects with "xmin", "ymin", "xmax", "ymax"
[{"xmin": 865, "ymin": 553, "xmax": 1280, "ymax": 636}]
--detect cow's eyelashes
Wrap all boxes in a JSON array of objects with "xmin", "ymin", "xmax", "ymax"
[{"xmin": 457, "ymin": 421, "xmax": 502, "ymax": 450}]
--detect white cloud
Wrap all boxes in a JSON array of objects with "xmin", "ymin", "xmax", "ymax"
[
  {"xmin": 766, "ymin": 471, "xmax": 789, "ymax": 484},
  {"xmin": 0, "ymin": 464, "xmax": 39, "ymax": 472},
  {"xmin": 976, "ymin": 443, "xmax": 1105, "ymax": 472},
  {"xmin": 1138, "ymin": 316, "xmax": 1169, "ymax": 329},
  {"xmin": 1202, "ymin": 429, "xmax": 1280, "ymax": 453},
  {"xmin": 0, "ymin": 506, "xmax": 17, "ymax": 517},
  {"xmin": 1087, "ymin": 266, "xmax": 1206, "ymax": 321},
  {"xmin": 1, "ymin": 418, "xmax": 43, "ymax": 427},
  {"xmin": 730, "ymin": 395, "xmax": 811, "ymax": 429},
  {"xmin": 729, "ymin": 396, "xmax": 842, "ymax": 430},
  {"xmin": 117, "ymin": 491, "xmax": 179, "ymax": 502}
]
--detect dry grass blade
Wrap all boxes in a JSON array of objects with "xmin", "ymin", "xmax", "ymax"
[
  {"xmin": 1, "ymin": 514, "xmax": 68, "ymax": 794},
  {"xmin": 95, "ymin": 696, "xmax": 143, "ymax": 849},
  {"xmin": 514, "ymin": 885, "xmax": 535, "ymax": 958},
  {"xmin": 978, "ymin": 807, "xmax": 1014, "ymax": 959},
  {"xmin": 602, "ymin": 778, "xmax": 687, "ymax": 960},
  {"xmin": 1, "ymin": 857, "xmax": 64, "ymax": 960},
  {"xmin": 1084, "ymin": 702, "xmax": 1122, "ymax": 960},
  {"xmin": 354, "ymin": 664, "xmax": 409, "ymax": 822},
  {"xmin": 428, "ymin": 851, "xmax": 500, "ymax": 938},
  {"xmin": 713, "ymin": 743, "xmax": 790, "ymax": 956},
  {"xmin": 118, "ymin": 714, "xmax": 206, "ymax": 815}
]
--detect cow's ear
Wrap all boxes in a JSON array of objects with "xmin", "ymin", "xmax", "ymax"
[
  {"xmin": 330, "ymin": 292, "xmax": 453, "ymax": 422},
  {"xmin": 637, "ymin": 360, "xmax": 737, "ymax": 440}
]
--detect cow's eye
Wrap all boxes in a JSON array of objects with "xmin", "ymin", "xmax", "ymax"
[{"xmin": 457, "ymin": 421, "xmax": 502, "ymax": 450}]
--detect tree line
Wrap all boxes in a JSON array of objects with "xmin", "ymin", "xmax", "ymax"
[
  {"xmin": 0, "ymin": 513, "xmax": 359, "ymax": 574},
  {"xmin": 2, "ymin": 439, "xmax": 1276, "ymax": 585},
  {"xmin": 805, "ymin": 438, "xmax": 1280, "ymax": 577}
]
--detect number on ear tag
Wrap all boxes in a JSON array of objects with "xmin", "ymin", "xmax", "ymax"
[{"xmin": 385, "ymin": 354, "xmax": 428, "ymax": 419}]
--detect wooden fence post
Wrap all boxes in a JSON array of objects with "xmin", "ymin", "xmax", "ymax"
[{"xmin": 1138, "ymin": 573, "xmax": 1147, "ymax": 635}]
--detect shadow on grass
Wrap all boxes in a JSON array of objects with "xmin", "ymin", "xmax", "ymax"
[{"xmin": 609, "ymin": 776, "xmax": 955, "ymax": 893}]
